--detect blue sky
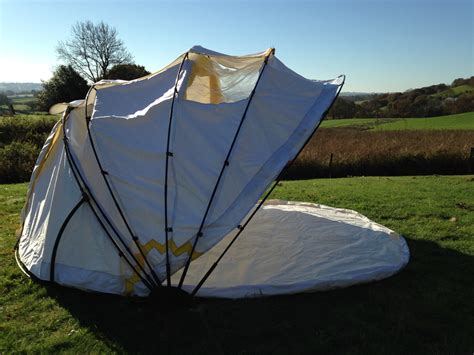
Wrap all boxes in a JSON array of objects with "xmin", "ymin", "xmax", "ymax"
[{"xmin": 0, "ymin": 0, "xmax": 472, "ymax": 92}]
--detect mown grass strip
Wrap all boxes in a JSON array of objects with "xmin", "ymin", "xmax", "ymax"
[{"xmin": 320, "ymin": 112, "xmax": 474, "ymax": 130}]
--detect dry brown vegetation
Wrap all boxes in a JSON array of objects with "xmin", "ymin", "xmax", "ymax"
[
  {"xmin": 1, "ymin": 115, "xmax": 473, "ymax": 183},
  {"xmin": 285, "ymin": 128, "xmax": 474, "ymax": 179}
]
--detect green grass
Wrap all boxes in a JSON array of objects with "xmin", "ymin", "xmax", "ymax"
[
  {"xmin": 432, "ymin": 84, "xmax": 474, "ymax": 98},
  {"xmin": 11, "ymin": 104, "xmax": 30, "ymax": 111},
  {"xmin": 373, "ymin": 112, "xmax": 474, "ymax": 131},
  {"xmin": 10, "ymin": 96, "xmax": 38, "ymax": 104},
  {"xmin": 1, "ymin": 96, "xmax": 39, "ymax": 114},
  {"xmin": 1, "ymin": 176, "xmax": 473, "ymax": 353},
  {"xmin": 320, "ymin": 117, "xmax": 380, "ymax": 128},
  {"xmin": 0, "ymin": 113, "xmax": 55, "ymax": 122},
  {"xmin": 320, "ymin": 112, "xmax": 474, "ymax": 130}
]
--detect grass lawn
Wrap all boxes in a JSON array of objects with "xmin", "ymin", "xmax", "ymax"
[
  {"xmin": 1, "ymin": 176, "xmax": 473, "ymax": 353},
  {"xmin": 320, "ymin": 112, "xmax": 474, "ymax": 130}
]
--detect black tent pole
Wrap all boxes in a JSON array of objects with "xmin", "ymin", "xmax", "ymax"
[
  {"xmin": 190, "ymin": 75, "xmax": 346, "ymax": 296},
  {"xmin": 163, "ymin": 53, "xmax": 189, "ymax": 287},
  {"xmin": 84, "ymin": 87, "xmax": 161, "ymax": 287},
  {"xmin": 61, "ymin": 110, "xmax": 156, "ymax": 291},
  {"xmin": 49, "ymin": 196, "xmax": 86, "ymax": 282},
  {"xmin": 63, "ymin": 130, "xmax": 155, "ymax": 291},
  {"xmin": 177, "ymin": 49, "xmax": 275, "ymax": 289}
]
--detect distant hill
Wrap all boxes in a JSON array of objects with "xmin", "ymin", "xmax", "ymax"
[
  {"xmin": 340, "ymin": 92, "xmax": 379, "ymax": 102},
  {"xmin": 0, "ymin": 83, "xmax": 42, "ymax": 95},
  {"xmin": 432, "ymin": 84, "xmax": 474, "ymax": 98},
  {"xmin": 329, "ymin": 76, "xmax": 474, "ymax": 119}
]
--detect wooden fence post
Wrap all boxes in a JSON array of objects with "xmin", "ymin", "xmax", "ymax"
[
  {"xmin": 469, "ymin": 147, "xmax": 474, "ymax": 174},
  {"xmin": 329, "ymin": 153, "xmax": 334, "ymax": 179}
]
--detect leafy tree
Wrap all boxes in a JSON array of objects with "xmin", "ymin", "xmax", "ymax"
[
  {"xmin": 106, "ymin": 64, "xmax": 150, "ymax": 80},
  {"xmin": 57, "ymin": 21, "xmax": 133, "ymax": 82},
  {"xmin": 37, "ymin": 65, "xmax": 89, "ymax": 112},
  {"xmin": 0, "ymin": 93, "xmax": 10, "ymax": 106},
  {"xmin": 452, "ymin": 78, "xmax": 467, "ymax": 87},
  {"xmin": 328, "ymin": 98, "xmax": 357, "ymax": 119},
  {"xmin": 0, "ymin": 93, "xmax": 14, "ymax": 115},
  {"xmin": 451, "ymin": 93, "xmax": 474, "ymax": 113}
]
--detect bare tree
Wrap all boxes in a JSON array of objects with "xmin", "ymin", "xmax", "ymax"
[{"xmin": 57, "ymin": 21, "xmax": 133, "ymax": 83}]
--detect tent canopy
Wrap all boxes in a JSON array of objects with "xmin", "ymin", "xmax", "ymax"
[{"xmin": 15, "ymin": 46, "xmax": 378, "ymax": 298}]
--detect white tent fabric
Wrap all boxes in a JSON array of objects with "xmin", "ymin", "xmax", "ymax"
[
  {"xmin": 15, "ymin": 46, "xmax": 408, "ymax": 298},
  {"xmin": 174, "ymin": 201, "xmax": 409, "ymax": 298}
]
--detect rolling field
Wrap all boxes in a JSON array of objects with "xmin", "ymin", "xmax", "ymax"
[
  {"xmin": 319, "ymin": 117, "xmax": 379, "ymax": 128},
  {"xmin": 1, "ymin": 113, "xmax": 474, "ymax": 183},
  {"xmin": 432, "ymin": 84, "xmax": 474, "ymax": 98},
  {"xmin": 1, "ymin": 176, "xmax": 473, "ymax": 353},
  {"xmin": 320, "ymin": 111, "xmax": 474, "ymax": 130},
  {"xmin": 290, "ymin": 129, "xmax": 474, "ymax": 179},
  {"xmin": 0, "ymin": 96, "xmax": 39, "ymax": 114}
]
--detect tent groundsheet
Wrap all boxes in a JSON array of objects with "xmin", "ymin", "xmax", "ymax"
[{"xmin": 175, "ymin": 200, "xmax": 409, "ymax": 298}]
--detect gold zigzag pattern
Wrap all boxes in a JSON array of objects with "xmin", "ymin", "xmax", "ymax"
[{"xmin": 124, "ymin": 239, "xmax": 203, "ymax": 294}]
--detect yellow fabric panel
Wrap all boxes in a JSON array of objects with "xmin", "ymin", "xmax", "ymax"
[
  {"xmin": 124, "ymin": 239, "xmax": 203, "ymax": 294},
  {"xmin": 184, "ymin": 54, "xmax": 223, "ymax": 104},
  {"xmin": 183, "ymin": 50, "xmax": 272, "ymax": 104},
  {"xmin": 34, "ymin": 121, "xmax": 62, "ymax": 184},
  {"xmin": 209, "ymin": 74, "xmax": 222, "ymax": 104}
]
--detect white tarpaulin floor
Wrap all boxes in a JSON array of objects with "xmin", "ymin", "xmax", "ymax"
[{"xmin": 174, "ymin": 200, "xmax": 410, "ymax": 298}]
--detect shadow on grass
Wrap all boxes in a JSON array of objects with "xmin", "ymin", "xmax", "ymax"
[{"xmin": 45, "ymin": 238, "xmax": 474, "ymax": 354}]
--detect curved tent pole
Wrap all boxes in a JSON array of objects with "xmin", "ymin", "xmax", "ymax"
[
  {"xmin": 84, "ymin": 87, "xmax": 162, "ymax": 287},
  {"xmin": 177, "ymin": 49, "xmax": 276, "ymax": 289},
  {"xmin": 190, "ymin": 75, "xmax": 346, "ymax": 296},
  {"xmin": 61, "ymin": 109, "xmax": 156, "ymax": 291},
  {"xmin": 163, "ymin": 52, "xmax": 189, "ymax": 286},
  {"xmin": 49, "ymin": 195, "xmax": 87, "ymax": 282}
]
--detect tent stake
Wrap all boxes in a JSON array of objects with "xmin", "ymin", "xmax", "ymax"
[
  {"xmin": 191, "ymin": 75, "xmax": 346, "ymax": 296},
  {"xmin": 164, "ymin": 53, "xmax": 189, "ymax": 287},
  {"xmin": 178, "ymin": 49, "xmax": 275, "ymax": 289}
]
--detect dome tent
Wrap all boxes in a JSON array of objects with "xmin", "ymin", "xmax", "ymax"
[{"xmin": 16, "ymin": 46, "xmax": 408, "ymax": 298}]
